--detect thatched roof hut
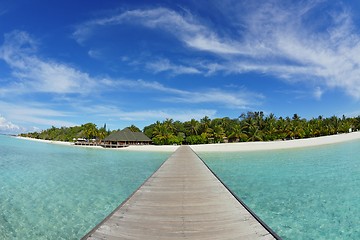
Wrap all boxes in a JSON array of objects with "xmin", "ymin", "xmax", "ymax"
[{"xmin": 102, "ymin": 128, "xmax": 152, "ymax": 147}]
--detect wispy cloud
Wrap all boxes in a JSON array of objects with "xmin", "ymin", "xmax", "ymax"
[
  {"xmin": 0, "ymin": 101, "xmax": 75, "ymax": 127},
  {"xmin": 100, "ymin": 77, "xmax": 261, "ymax": 109},
  {"xmin": 73, "ymin": 1, "xmax": 360, "ymax": 99},
  {"xmin": 73, "ymin": 7, "xmax": 243, "ymax": 55},
  {"xmin": 113, "ymin": 109, "xmax": 217, "ymax": 122},
  {"xmin": 233, "ymin": 1, "xmax": 360, "ymax": 99},
  {"xmin": 146, "ymin": 58, "xmax": 201, "ymax": 75},
  {"xmin": 0, "ymin": 30, "xmax": 97, "ymax": 95},
  {"xmin": 313, "ymin": 87, "xmax": 324, "ymax": 100},
  {"xmin": 80, "ymin": 104, "xmax": 217, "ymax": 122},
  {"xmin": 161, "ymin": 87, "xmax": 263, "ymax": 109},
  {"xmin": 0, "ymin": 115, "xmax": 22, "ymax": 133},
  {"xmin": 0, "ymin": 29, "xmax": 259, "ymax": 130},
  {"xmin": 87, "ymin": 49, "xmax": 102, "ymax": 59}
]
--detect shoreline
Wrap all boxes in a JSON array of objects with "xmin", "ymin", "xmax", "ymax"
[
  {"xmin": 15, "ymin": 136, "xmax": 179, "ymax": 152},
  {"xmin": 191, "ymin": 131, "xmax": 360, "ymax": 152},
  {"xmin": 16, "ymin": 131, "xmax": 360, "ymax": 153},
  {"xmin": 16, "ymin": 136, "xmax": 73, "ymax": 146}
]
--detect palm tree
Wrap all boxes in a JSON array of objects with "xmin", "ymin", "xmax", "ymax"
[
  {"xmin": 186, "ymin": 119, "xmax": 200, "ymax": 136},
  {"xmin": 328, "ymin": 116, "xmax": 340, "ymax": 134},
  {"xmin": 220, "ymin": 117, "xmax": 231, "ymax": 129},
  {"xmin": 292, "ymin": 113, "xmax": 301, "ymax": 121},
  {"xmin": 213, "ymin": 125, "xmax": 225, "ymax": 143},
  {"xmin": 97, "ymin": 127, "xmax": 108, "ymax": 141},
  {"xmin": 153, "ymin": 122, "xmax": 175, "ymax": 145},
  {"xmin": 246, "ymin": 125, "xmax": 263, "ymax": 141},
  {"xmin": 353, "ymin": 116, "xmax": 360, "ymax": 131},
  {"xmin": 264, "ymin": 113, "xmax": 278, "ymax": 140},
  {"xmin": 228, "ymin": 124, "xmax": 247, "ymax": 142},
  {"xmin": 82, "ymin": 123, "xmax": 98, "ymax": 140},
  {"xmin": 275, "ymin": 117, "xmax": 290, "ymax": 140},
  {"xmin": 254, "ymin": 111, "xmax": 265, "ymax": 130},
  {"xmin": 289, "ymin": 124, "xmax": 305, "ymax": 139},
  {"xmin": 128, "ymin": 124, "xmax": 141, "ymax": 132},
  {"xmin": 200, "ymin": 116, "xmax": 211, "ymax": 132},
  {"xmin": 288, "ymin": 115, "xmax": 305, "ymax": 139},
  {"xmin": 163, "ymin": 118, "xmax": 175, "ymax": 132},
  {"xmin": 200, "ymin": 116, "xmax": 211, "ymax": 126}
]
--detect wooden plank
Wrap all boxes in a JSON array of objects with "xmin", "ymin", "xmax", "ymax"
[{"xmin": 83, "ymin": 146, "xmax": 280, "ymax": 240}]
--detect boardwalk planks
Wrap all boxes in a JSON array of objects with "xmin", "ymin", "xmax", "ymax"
[{"xmin": 83, "ymin": 146, "xmax": 279, "ymax": 240}]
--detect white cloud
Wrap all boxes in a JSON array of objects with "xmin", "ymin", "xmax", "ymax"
[
  {"xmin": 0, "ymin": 115, "xmax": 22, "ymax": 133},
  {"xmin": 0, "ymin": 101, "xmax": 76, "ymax": 128},
  {"xmin": 73, "ymin": 2, "xmax": 360, "ymax": 100},
  {"xmin": 0, "ymin": 30, "xmax": 97, "ymax": 95},
  {"xmin": 100, "ymin": 78, "xmax": 186, "ymax": 95},
  {"xmin": 0, "ymin": 28, "xmax": 259, "ymax": 128},
  {"xmin": 146, "ymin": 58, "xmax": 201, "ymax": 75},
  {"xmin": 77, "ymin": 103, "xmax": 217, "ymax": 122},
  {"xmin": 162, "ymin": 88, "xmax": 263, "ymax": 109},
  {"xmin": 99, "ymin": 77, "xmax": 261, "ymax": 109},
  {"xmin": 113, "ymin": 108, "xmax": 215, "ymax": 122},
  {"xmin": 88, "ymin": 49, "xmax": 102, "ymax": 59},
  {"xmin": 0, "ymin": 29, "xmax": 262, "ymax": 130},
  {"xmin": 73, "ymin": 7, "xmax": 243, "ymax": 55},
  {"xmin": 313, "ymin": 87, "xmax": 324, "ymax": 100},
  {"xmin": 215, "ymin": 1, "xmax": 360, "ymax": 99}
]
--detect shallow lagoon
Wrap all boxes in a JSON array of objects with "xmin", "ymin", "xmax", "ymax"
[
  {"xmin": 2, "ymin": 135, "xmax": 360, "ymax": 239},
  {"xmin": 0, "ymin": 135, "xmax": 170, "ymax": 239},
  {"xmin": 199, "ymin": 139, "xmax": 360, "ymax": 239}
]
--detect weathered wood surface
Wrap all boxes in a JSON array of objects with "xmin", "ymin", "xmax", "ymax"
[{"xmin": 84, "ymin": 146, "xmax": 278, "ymax": 240}]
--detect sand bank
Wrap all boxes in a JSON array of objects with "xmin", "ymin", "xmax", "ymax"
[
  {"xmin": 190, "ymin": 131, "xmax": 360, "ymax": 152},
  {"xmin": 15, "ymin": 136, "xmax": 179, "ymax": 152},
  {"xmin": 16, "ymin": 136, "xmax": 73, "ymax": 146},
  {"xmin": 16, "ymin": 131, "xmax": 360, "ymax": 153}
]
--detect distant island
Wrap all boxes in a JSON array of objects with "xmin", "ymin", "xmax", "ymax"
[{"xmin": 20, "ymin": 112, "xmax": 360, "ymax": 145}]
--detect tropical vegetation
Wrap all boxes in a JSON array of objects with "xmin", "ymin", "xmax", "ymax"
[
  {"xmin": 20, "ymin": 112, "xmax": 360, "ymax": 145},
  {"xmin": 20, "ymin": 123, "xmax": 109, "ymax": 142}
]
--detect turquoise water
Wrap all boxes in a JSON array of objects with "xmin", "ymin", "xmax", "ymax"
[
  {"xmin": 0, "ymin": 135, "xmax": 170, "ymax": 239},
  {"xmin": 199, "ymin": 140, "xmax": 360, "ymax": 239}
]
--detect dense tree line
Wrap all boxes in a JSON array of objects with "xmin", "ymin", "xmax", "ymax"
[
  {"xmin": 20, "ymin": 123, "xmax": 142, "ymax": 142},
  {"xmin": 144, "ymin": 112, "xmax": 360, "ymax": 145},
  {"xmin": 20, "ymin": 123, "xmax": 107, "ymax": 142},
  {"xmin": 20, "ymin": 112, "xmax": 360, "ymax": 145}
]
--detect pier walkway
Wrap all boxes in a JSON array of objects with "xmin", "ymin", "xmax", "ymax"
[{"xmin": 83, "ymin": 146, "xmax": 279, "ymax": 240}]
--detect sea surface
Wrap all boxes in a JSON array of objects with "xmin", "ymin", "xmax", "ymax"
[
  {"xmin": 199, "ymin": 139, "xmax": 360, "ymax": 239},
  {"xmin": 0, "ymin": 135, "xmax": 170, "ymax": 239},
  {"xmin": 2, "ymin": 135, "xmax": 360, "ymax": 239}
]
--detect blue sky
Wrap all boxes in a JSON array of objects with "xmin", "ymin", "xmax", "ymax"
[{"xmin": 1, "ymin": 0, "xmax": 360, "ymax": 133}]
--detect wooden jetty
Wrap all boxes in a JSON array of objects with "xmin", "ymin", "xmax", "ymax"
[{"xmin": 83, "ymin": 146, "xmax": 280, "ymax": 240}]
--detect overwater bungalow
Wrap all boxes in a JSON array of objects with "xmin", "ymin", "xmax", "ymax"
[{"xmin": 101, "ymin": 128, "xmax": 152, "ymax": 148}]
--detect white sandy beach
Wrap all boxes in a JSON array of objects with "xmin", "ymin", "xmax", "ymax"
[
  {"xmin": 17, "ymin": 131, "xmax": 360, "ymax": 152},
  {"xmin": 191, "ymin": 131, "xmax": 360, "ymax": 152},
  {"xmin": 16, "ymin": 136, "xmax": 73, "ymax": 146},
  {"xmin": 16, "ymin": 136, "xmax": 179, "ymax": 152}
]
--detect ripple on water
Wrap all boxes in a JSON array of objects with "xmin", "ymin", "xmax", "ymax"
[
  {"xmin": 0, "ymin": 135, "xmax": 170, "ymax": 239},
  {"xmin": 200, "ymin": 140, "xmax": 360, "ymax": 240}
]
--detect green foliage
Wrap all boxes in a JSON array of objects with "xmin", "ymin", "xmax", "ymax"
[
  {"xmin": 127, "ymin": 125, "xmax": 141, "ymax": 132},
  {"xmin": 20, "ymin": 112, "xmax": 360, "ymax": 145},
  {"xmin": 185, "ymin": 135, "xmax": 207, "ymax": 145},
  {"xmin": 145, "ymin": 112, "xmax": 360, "ymax": 145},
  {"xmin": 20, "ymin": 123, "xmax": 110, "ymax": 142},
  {"xmin": 82, "ymin": 123, "xmax": 98, "ymax": 140},
  {"xmin": 143, "ymin": 123, "xmax": 156, "ymax": 139}
]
